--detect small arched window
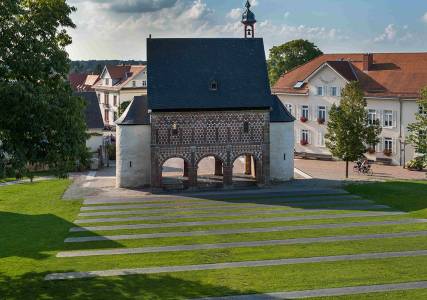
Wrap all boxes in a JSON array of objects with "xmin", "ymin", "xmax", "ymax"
[
  {"xmin": 243, "ymin": 121, "xmax": 249, "ymax": 133},
  {"xmin": 171, "ymin": 123, "xmax": 178, "ymax": 136},
  {"xmin": 209, "ymin": 80, "xmax": 218, "ymax": 91}
]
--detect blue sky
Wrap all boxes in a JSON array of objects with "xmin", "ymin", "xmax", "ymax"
[{"xmin": 67, "ymin": 0, "xmax": 427, "ymax": 60}]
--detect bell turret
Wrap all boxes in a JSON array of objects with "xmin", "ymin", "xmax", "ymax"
[{"xmin": 241, "ymin": 0, "xmax": 256, "ymax": 38}]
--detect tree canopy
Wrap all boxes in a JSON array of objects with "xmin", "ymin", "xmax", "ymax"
[
  {"xmin": 407, "ymin": 87, "xmax": 427, "ymax": 162},
  {"xmin": 267, "ymin": 39, "xmax": 323, "ymax": 86},
  {"xmin": 325, "ymin": 82, "xmax": 382, "ymax": 177},
  {"xmin": 0, "ymin": 0, "xmax": 88, "ymax": 177}
]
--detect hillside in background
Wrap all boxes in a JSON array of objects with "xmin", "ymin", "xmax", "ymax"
[{"xmin": 70, "ymin": 60, "xmax": 146, "ymax": 74}]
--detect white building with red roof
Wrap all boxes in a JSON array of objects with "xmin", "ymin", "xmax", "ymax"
[
  {"xmin": 273, "ymin": 52, "xmax": 427, "ymax": 166},
  {"xmin": 93, "ymin": 65, "xmax": 147, "ymax": 126}
]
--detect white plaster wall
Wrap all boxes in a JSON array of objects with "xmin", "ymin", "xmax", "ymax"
[
  {"xmin": 402, "ymin": 99, "xmax": 420, "ymax": 163},
  {"xmin": 86, "ymin": 135, "xmax": 103, "ymax": 152},
  {"xmin": 276, "ymin": 65, "xmax": 419, "ymax": 166},
  {"xmin": 270, "ymin": 122, "xmax": 294, "ymax": 181},
  {"xmin": 123, "ymin": 71, "xmax": 148, "ymax": 88},
  {"xmin": 277, "ymin": 65, "xmax": 345, "ymax": 156},
  {"xmin": 116, "ymin": 125, "xmax": 151, "ymax": 188}
]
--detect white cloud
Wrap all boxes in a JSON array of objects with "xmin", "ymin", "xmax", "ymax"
[
  {"xmin": 227, "ymin": 8, "xmax": 242, "ymax": 20},
  {"xmin": 373, "ymin": 24, "xmax": 397, "ymax": 42},
  {"xmin": 423, "ymin": 12, "xmax": 427, "ymax": 23},
  {"xmin": 373, "ymin": 24, "xmax": 413, "ymax": 43}
]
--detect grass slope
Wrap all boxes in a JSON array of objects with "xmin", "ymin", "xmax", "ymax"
[{"xmin": 1, "ymin": 180, "xmax": 427, "ymax": 299}]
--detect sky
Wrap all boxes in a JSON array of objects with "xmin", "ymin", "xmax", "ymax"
[{"xmin": 67, "ymin": 0, "xmax": 427, "ymax": 60}]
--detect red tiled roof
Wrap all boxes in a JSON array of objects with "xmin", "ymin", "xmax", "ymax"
[
  {"xmin": 68, "ymin": 73, "xmax": 88, "ymax": 91},
  {"xmin": 95, "ymin": 65, "xmax": 146, "ymax": 88},
  {"xmin": 272, "ymin": 53, "xmax": 427, "ymax": 98}
]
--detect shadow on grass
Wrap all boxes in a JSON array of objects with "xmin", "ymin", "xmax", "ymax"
[
  {"xmin": 346, "ymin": 180, "xmax": 427, "ymax": 214},
  {"xmin": 0, "ymin": 271, "xmax": 249, "ymax": 300},
  {"xmin": 0, "ymin": 212, "xmax": 123, "ymax": 259}
]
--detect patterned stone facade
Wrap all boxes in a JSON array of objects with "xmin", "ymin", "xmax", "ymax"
[{"xmin": 150, "ymin": 110, "xmax": 270, "ymax": 188}]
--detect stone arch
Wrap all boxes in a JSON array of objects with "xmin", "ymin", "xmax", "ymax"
[
  {"xmin": 158, "ymin": 155, "xmax": 192, "ymax": 190},
  {"xmin": 196, "ymin": 154, "xmax": 225, "ymax": 187},
  {"xmin": 231, "ymin": 153, "xmax": 261, "ymax": 186}
]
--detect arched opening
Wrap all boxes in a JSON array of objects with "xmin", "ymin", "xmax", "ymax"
[
  {"xmin": 197, "ymin": 156, "xmax": 224, "ymax": 188},
  {"xmin": 232, "ymin": 154, "xmax": 257, "ymax": 186},
  {"xmin": 161, "ymin": 157, "xmax": 189, "ymax": 190}
]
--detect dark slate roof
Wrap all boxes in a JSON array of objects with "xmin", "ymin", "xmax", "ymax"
[
  {"xmin": 270, "ymin": 95, "xmax": 294, "ymax": 123},
  {"xmin": 116, "ymin": 96, "xmax": 150, "ymax": 125},
  {"xmin": 117, "ymin": 95, "xmax": 294, "ymax": 125},
  {"xmin": 75, "ymin": 92, "xmax": 104, "ymax": 129},
  {"xmin": 326, "ymin": 61, "xmax": 358, "ymax": 82},
  {"xmin": 147, "ymin": 38, "xmax": 272, "ymax": 111}
]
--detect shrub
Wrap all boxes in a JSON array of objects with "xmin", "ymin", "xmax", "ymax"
[{"xmin": 406, "ymin": 157, "xmax": 426, "ymax": 171}]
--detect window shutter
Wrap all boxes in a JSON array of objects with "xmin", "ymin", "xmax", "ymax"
[
  {"xmin": 308, "ymin": 130, "xmax": 312, "ymax": 144},
  {"xmin": 325, "ymin": 106, "xmax": 330, "ymax": 122},
  {"xmin": 323, "ymin": 86, "xmax": 327, "ymax": 96},
  {"xmin": 315, "ymin": 106, "xmax": 319, "ymax": 121},
  {"xmin": 378, "ymin": 137, "xmax": 384, "ymax": 152},
  {"xmin": 337, "ymin": 87, "xmax": 341, "ymax": 97},
  {"xmin": 393, "ymin": 111, "xmax": 398, "ymax": 128},
  {"xmin": 393, "ymin": 138, "xmax": 398, "ymax": 154},
  {"xmin": 309, "ymin": 105, "xmax": 313, "ymax": 121}
]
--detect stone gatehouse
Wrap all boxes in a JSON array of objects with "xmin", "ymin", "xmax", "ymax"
[
  {"xmin": 150, "ymin": 110, "xmax": 270, "ymax": 188},
  {"xmin": 115, "ymin": 3, "xmax": 295, "ymax": 189}
]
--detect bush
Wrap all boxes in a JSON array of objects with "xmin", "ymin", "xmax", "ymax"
[{"xmin": 406, "ymin": 157, "xmax": 426, "ymax": 171}]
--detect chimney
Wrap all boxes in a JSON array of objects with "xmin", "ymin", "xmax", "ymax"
[{"xmin": 363, "ymin": 53, "xmax": 373, "ymax": 71}]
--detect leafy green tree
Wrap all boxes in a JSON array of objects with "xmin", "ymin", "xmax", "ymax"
[
  {"xmin": 0, "ymin": 0, "xmax": 88, "ymax": 178},
  {"xmin": 119, "ymin": 101, "xmax": 131, "ymax": 116},
  {"xmin": 267, "ymin": 39, "xmax": 323, "ymax": 85},
  {"xmin": 407, "ymin": 87, "xmax": 427, "ymax": 163},
  {"xmin": 325, "ymin": 82, "xmax": 382, "ymax": 178}
]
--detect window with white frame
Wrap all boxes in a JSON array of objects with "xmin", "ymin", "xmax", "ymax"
[
  {"xmin": 142, "ymin": 80, "xmax": 147, "ymax": 87},
  {"xmin": 285, "ymin": 104, "xmax": 293, "ymax": 115},
  {"xmin": 132, "ymin": 81, "xmax": 136, "ymax": 87},
  {"xmin": 301, "ymin": 129, "xmax": 309, "ymax": 143},
  {"xmin": 368, "ymin": 109, "xmax": 377, "ymax": 125},
  {"xmin": 383, "ymin": 110, "xmax": 393, "ymax": 127},
  {"xmin": 318, "ymin": 106, "xmax": 326, "ymax": 121},
  {"xmin": 330, "ymin": 86, "xmax": 338, "ymax": 97},
  {"xmin": 301, "ymin": 105, "xmax": 309, "ymax": 119},
  {"xmin": 419, "ymin": 105, "xmax": 427, "ymax": 115},
  {"xmin": 384, "ymin": 138, "xmax": 393, "ymax": 152},
  {"xmin": 316, "ymin": 86, "xmax": 324, "ymax": 96},
  {"xmin": 105, "ymin": 78, "xmax": 109, "ymax": 86}
]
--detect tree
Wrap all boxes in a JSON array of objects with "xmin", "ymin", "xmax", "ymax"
[
  {"xmin": 267, "ymin": 39, "xmax": 323, "ymax": 85},
  {"xmin": 325, "ymin": 82, "xmax": 382, "ymax": 178},
  {"xmin": 0, "ymin": 0, "xmax": 88, "ymax": 178},
  {"xmin": 119, "ymin": 101, "xmax": 131, "ymax": 116},
  {"xmin": 407, "ymin": 87, "xmax": 427, "ymax": 163}
]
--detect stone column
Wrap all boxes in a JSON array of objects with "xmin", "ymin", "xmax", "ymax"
[
  {"xmin": 244, "ymin": 155, "xmax": 252, "ymax": 175},
  {"xmin": 183, "ymin": 161, "xmax": 189, "ymax": 177},
  {"xmin": 255, "ymin": 159, "xmax": 264, "ymax": 186},
  {"xmin": 214, "ymin": 158, "xmax": 223, "ymax": 176},
  {"xmin": 223, "ymin": 165, "xmax": 233, "ymax": 187},
  {"xmin": 188, "ymin": 166, "xmax": 197, "ymax": 188}
]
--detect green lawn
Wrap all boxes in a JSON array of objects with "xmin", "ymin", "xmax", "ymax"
[
  {"xmin": 346, "ymin": 180, "xmax": 427, "ymax": 218},
  {"xmin": 1, "ymin": 180, "xmax": 427, "ymax": 299}
]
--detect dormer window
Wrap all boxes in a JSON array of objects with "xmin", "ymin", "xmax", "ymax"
[
  {"xmin": 209, "ymin": 80, "xmax": 218, "ymax": 91},
  {"xmin": 132, "ymin": 81, "xmax": 136, "ymax": 87},
  {"xmin": 294, "ymin": 81, "xmax": 304, "ymax": 89},
  {"xmin": 105, "ymin": 78, "xmax": 110, "ymax": 86}
]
